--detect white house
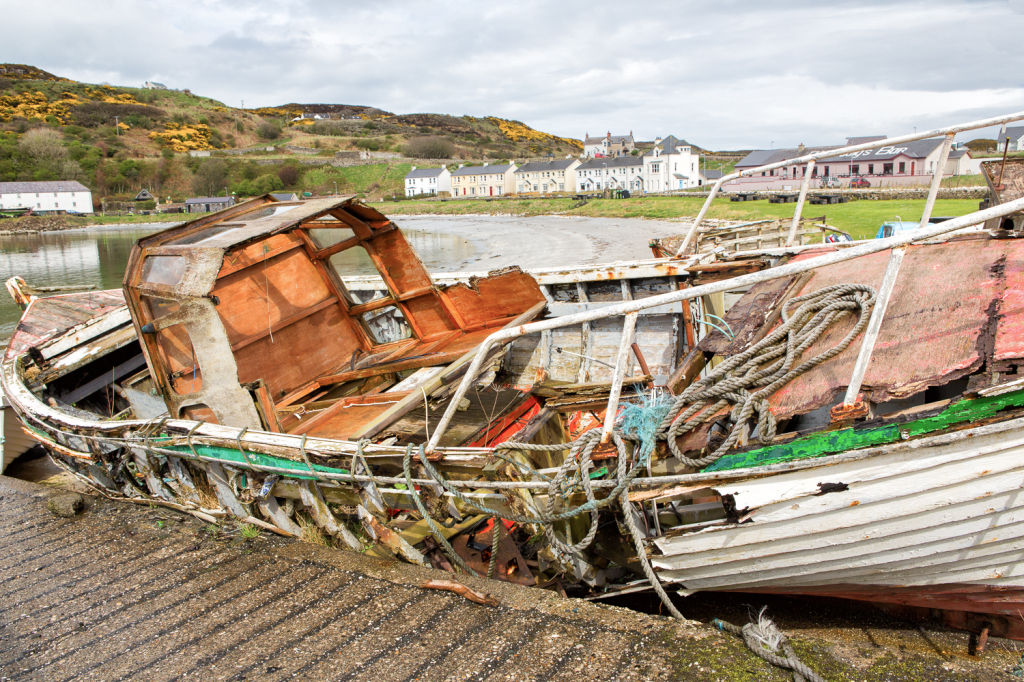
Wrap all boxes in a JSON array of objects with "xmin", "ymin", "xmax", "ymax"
[
  {"xmin": 642, "ymin": 136, "xmax": 700, "ymax": 191},
  {"xmin": 997, "ymin": 125, "xmax": 1024, "ymax": 152},
  {"xmin": 576, "ymin": 156, "xmax": 644, "ymax": 192},
  {"xmin": 143, "ymin": 81, "xmax": 168, "ymax": 90},
  {"xmin": 0, "ymin": 181, "xmax": 93, "ymax": 213},
  {"xmin": 450, "ymin": 163, "xmax": 517, "ymax": 197},
  {"xmin": 404, "ymin": 167, "xmax": 452, "ymax": 197},
  {"xmin": 583, "ymin": 132, "xmax": 635, "ymax": 158},
  {"xmin": 514, "ymin": 159, "xmax": 581, "ymax": 194}
]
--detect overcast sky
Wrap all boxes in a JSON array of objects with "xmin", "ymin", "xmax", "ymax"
[{"xmin": 6, "ymin": 0, "xmax": 1024, "ymax": 149}]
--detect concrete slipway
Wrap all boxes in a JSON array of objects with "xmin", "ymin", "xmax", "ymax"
[{"xmin": 0, "ymin": 473, "xmax": 1019, "ymax": 681}]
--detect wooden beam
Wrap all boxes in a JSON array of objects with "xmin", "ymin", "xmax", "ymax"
[
  {"xmin": 316, "ymin": 350, "xmax": 468, "ymax": 388},
  {"xmin": 666, "ymin": 348, "xmax": 708, "ymax": 396},
  {"xmin": 350, "ymin": 301, "xmax": 547, "ymax": 441}
]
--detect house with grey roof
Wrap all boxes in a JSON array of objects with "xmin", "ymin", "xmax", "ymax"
[
  {"xmin": 576, "ymin": 156, "xmax": 644, "ymax": 192},
  {"xmin": 450, "ymin": 163, "xmax": 516, "ymax": 197},
  {"xmin": 185, "ymin": 196, "xmax": 236, "ymax": 213},
  {"xmin": 728, "ymin": 138, "xmax": 978, "ymax": 191},
  {"xmin": 698, "ymin": 169, "xmax": 723, "ymax": 186},
  {"xmin": 847, "ymin": 135, "xmax": 888, "ymax": 146},
  {"xmin": 583, "ymin": 132, "xmax": 635, "ymax": 158},
  {"xmin": 998, "ymin": 125, "xmax": 1024, "ymax": 152},
  {"xmin": 643, "ymin": 136, "xmax": 700, "ymax": 191},
  {"xmin": 404, "ymin": 166, "xmax": 451, "ymax": 197},
  {"xmin": 514, "ymin": 159, "xmax": 581, "ymax": 194},
  {"xmin": 143, "ymin": 81, "xmax": 168, "ymax": 90},
  {"xmin": 0, "ymin": 181, "xmax": 93, "ymax": 213}
]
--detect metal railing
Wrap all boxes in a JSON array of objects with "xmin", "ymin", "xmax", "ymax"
[{"xmin": 425, "ymin": 109, "xmax": 1024, "ymax": 454}]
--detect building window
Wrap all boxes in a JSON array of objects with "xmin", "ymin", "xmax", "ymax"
[
  {"xmin": 812, "ymin": 166, "xmax": 818, "ymax": 177},
  {"xmin": 851, "ymin": 164, "xmax": 859, "ymax": 175},
  {"xmin": 883, "ymin": 163, "xmax": 893, "ymax": 175},
  {"xmin": 868, "ymin": 164, "xmax": 874, "ymax": 174},
  {"xmin": 898, "ymin": 162, "xmax": 905, "ymax": 174}
]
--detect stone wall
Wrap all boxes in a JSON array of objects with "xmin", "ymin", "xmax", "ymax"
[{"xmin": 666, "ymin": 187, "xmax": 990, "ymax": 201}]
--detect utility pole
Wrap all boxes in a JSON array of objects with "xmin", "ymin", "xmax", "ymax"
[{"xmin": 114, "ymin": 116, "xmax": 120, "ymax": 135}]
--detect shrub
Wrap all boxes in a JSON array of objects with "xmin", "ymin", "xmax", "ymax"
[
  {"xmin": 198, "ymin": 116, "xmax": 209, "ymax": 125},
  {"xmin": 354, "ymin": 138, "xmax": 380, "ymax": 151},
  {"xmin": 404, "ymin": 136, "xmax": 454, "ymax": 159},
  {"xmin": 138, "ymin": 200, "xmax": 156, "ymax": 210},
  {"xmin": 277, "ymin": 165, "xmax": 298, "ymax": 186},
  {"xmin": 257, "ymin": 122, "xmax": 280, "ymax": 140}
]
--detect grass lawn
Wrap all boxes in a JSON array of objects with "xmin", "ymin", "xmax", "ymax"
[{"xmin": 385, "ymin": 195, "xmax": 985, "ymax": 240}]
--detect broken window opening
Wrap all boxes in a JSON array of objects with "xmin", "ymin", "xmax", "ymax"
[
  {"xmin": 181, "ymin": 402, "xmax": 217, "ymax": 424},
  {"xmin": 141, "ymin": 296, "xmax": 180, "ymax": 322},
  {"xmin": 165, "ymin": 225, "xmax": 239, "ymax": 246},
  {"xmin": 308, "ymin": 227, "xmax": 357, "ymax": 249},
  {"xmin": 361, "ymin": 305, "xmax": 413, "ymax": 345},
  {"xmin": 239, "ymin": 204, "xmax": 300, "ymax": 221},
  {"xmin": 141, "ymin": 256, "xmax": 187, "ymax": 286}
]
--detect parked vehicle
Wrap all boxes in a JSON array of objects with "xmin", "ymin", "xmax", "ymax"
[
  {"xmin": 850, "ymin": 177, "xmax": 871, "ymax": 188},
  {"xmin": 820, "ymin": 176, "xmax": 841, "ymax": 189}
]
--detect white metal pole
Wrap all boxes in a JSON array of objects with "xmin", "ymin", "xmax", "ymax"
[
  {"xmin": 601, "ymin": 312, "xmax": 638, "ymax": 443},
  {"xmin": 675, "ymin": 111, "xmax": 1024, "ymax": 257},
  {"xmin": 918, "ymin": 133, "xmax": 955, "ymax": 229},
  {"xmin": 425, "ymin": 196, "xmax": 1024, "ymax": 453},
  {"xmin": 786, "ymin": 159, "xmax": 816, "ymax": 246}
]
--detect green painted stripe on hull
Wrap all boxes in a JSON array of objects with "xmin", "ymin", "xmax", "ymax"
[{"xmin": 702, "ymin": 389, "xmax": 1024, "ymax": 473}]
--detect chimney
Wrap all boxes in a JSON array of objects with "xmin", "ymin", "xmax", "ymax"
[
  {"xmin": 411, "ymin": 166, "xmax": 417, "ymax": 171},
  {"xmin": 797, "ymin": 143, "xmax": 805, "ymax": 153},
  {"xmin": 607, "ymin": 131, "xmax": 611, "ymax": 139},
  {"xmin": 483, "ymin": 162, "xmax": 489, "ymax": 167},
  {"xmin": 629, "ymin": 130, "xmax": 633, "ymax": 138},
  {"xmin": 655, "ymin": 137, "xmax": 662, "ymax": 146},
  {"xmin": 458, "ymin": 164, "xmax": 464, "ymax": 168}
]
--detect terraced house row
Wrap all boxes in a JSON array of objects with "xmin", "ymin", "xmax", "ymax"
[{"xmin": 404, "ymin": 134, "xmax": 717, "ymax": 197}]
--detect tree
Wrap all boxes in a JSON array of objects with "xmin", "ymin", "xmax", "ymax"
[
  {"xmin": 18, "ymin": 128, "xmax": 82, "ymax": 180},
  {"xmin": 191, "ymin": 158, "xmax": 228, "ymax": 196}
]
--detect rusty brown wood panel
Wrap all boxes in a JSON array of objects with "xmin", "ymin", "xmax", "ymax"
[
  {"xmin": 439, "ymin": 269, "xmax": 547, "ymax": 329},
  {"xmin": 233, "ymin": 305, "xmax": 363, "ymax": 398},
  {"xmin": 212, "ymin": 246, "xmax": 333, "ymax": 344},
  {"xmin": 995, "ymin": 239, "xmax": 1024, "ymax": 362},
  {"xmin": 770, "ymin": 238, "xmax": 1005, "ymax": 418}
]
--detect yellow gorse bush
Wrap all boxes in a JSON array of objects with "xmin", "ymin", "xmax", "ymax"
[
  {"xmin": 147, "ymin": 122, "xmax": 214, "ymax": 152},
  {"xmin": 486, "ymin": 117, "xmax": 582, "ymax": 151}
]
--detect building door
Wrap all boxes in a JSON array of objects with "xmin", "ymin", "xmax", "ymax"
[
  {"xmin": 911, "ymin": 162, "xmax": 915, "ymax": 176},
  {"xmin": 490, "ymin": 187, "xmax": 493, "ymax": 196}
]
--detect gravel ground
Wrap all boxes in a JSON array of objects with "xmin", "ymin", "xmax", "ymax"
[{"xmin": 0, "ymin": 464, "xmax": 1020, "ymax": 681}]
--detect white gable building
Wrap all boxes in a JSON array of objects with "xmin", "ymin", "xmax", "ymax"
[
  {"xmin": 0, "ymin": 181, "xmax": 93, "ymax": 213},
  {"xmin": 404, "ymin": 167, "xmax": 452, "ymax": 197},
  {"xmin": 643, "ymin": 136, "xmax": 700, "ymax": 192}
]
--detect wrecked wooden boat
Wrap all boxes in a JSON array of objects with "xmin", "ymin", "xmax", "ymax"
[{"xmin": 7, "ymin": 110, "xmax": 1024, "ymax": 641}]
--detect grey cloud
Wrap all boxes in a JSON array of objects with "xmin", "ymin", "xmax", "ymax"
[{"xmin": 3, "ymin": 0, "xmax": 1022, "ymax": 149}]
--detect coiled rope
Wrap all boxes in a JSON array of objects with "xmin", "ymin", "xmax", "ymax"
[{"xmin": 661, "ymin": 283, "xmax": 876, "ymax": 468}]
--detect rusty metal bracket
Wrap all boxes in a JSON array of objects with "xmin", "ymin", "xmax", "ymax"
[{"xmin": 830, "ymin": 397, "xmax": 870, "ymax": 423}]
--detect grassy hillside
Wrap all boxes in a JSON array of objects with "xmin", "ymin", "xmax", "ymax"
[{"xmin": 0, "ymin": 64, "xmax": 585, "ymax": 205}]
